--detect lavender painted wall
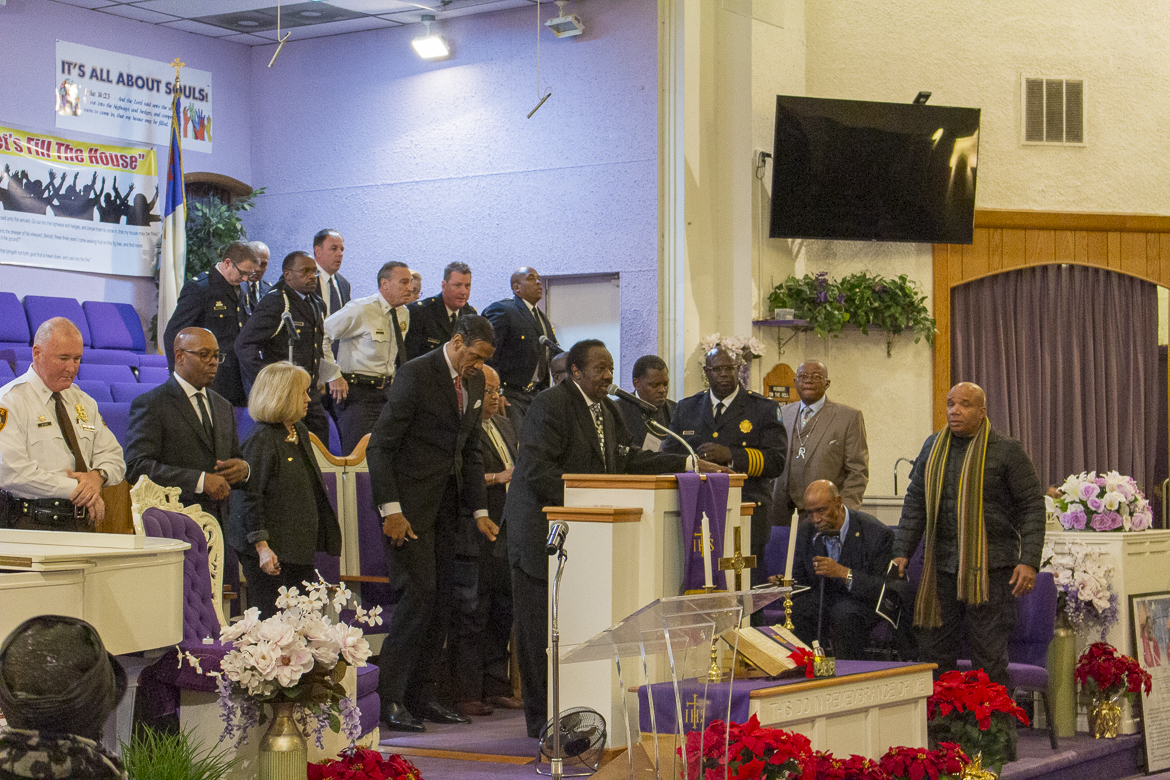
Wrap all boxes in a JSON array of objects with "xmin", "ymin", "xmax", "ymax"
[
  {"xmin": 243, "ymin": 0, "xmax": 660, "ymax": 382},
  {"xmin": 0, "ymin": 0, "xmax": 251, "ymax": 313}
]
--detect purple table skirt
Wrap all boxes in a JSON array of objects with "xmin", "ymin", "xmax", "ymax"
[{"xmin": 637, "ymin": 660, "xmax": 918, "ymax": 733}]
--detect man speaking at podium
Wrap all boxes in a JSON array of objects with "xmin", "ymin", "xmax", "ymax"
[{"xmin": 503, "ymin": 339, "xmax": 727, "ymax": 738}]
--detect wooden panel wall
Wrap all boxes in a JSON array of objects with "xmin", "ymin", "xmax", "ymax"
[{"xmin": 932, "ymin": 210, "xmax": 1170, "ymax": 430}]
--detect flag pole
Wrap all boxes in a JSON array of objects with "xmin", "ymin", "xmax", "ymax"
[{"xmin": 156, "ymin": 57, "xmax": 186, "ymax": 354}]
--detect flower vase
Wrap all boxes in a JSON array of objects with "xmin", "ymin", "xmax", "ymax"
[
  {"xmin": 1087, "ymin": 696, "xmax": 1122, "ymax": 739},
  {"xmin": 1046, "ymin": 620, "xmax": 1077, "ymax": 738},
  {"xmin": 259, "ymin": 702, "xmax": 308, "ymax": 780}
]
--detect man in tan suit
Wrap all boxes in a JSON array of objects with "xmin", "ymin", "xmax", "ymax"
[{"xmin": 771, "ymin": 361, "xmax": 869, "ymax": 523}]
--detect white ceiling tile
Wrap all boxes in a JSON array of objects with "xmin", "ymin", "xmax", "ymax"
[
  {"xmin": 159, "ymin": 18, "xmax": 239, "ymax": 36},
  {"xmin": 97, "ymin": 4, "xmax": 182, "ymax": 22},
  {"xmin": 273, "ymin": 16, "xmax": 397, "ymax": 40},
  {"xmin": 131, "ymin": 0, "xmax": 278, "ymax": 17},
  {"xmin": 50, "ymin": 0, "xmax": 118, "ymax": 9},
  {"xmin": 218, "ymin": 32, "xmax": 276, "ymax": 44},
  {"xmin": 325, "ymin": 0, "xmax": 432, "ymax": 12}
]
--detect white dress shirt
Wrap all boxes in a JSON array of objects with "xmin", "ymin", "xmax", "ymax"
[
  {"xmin": 324, "ymin": 292, "xmax": 409, "ymax": 377},
  {"xmin": 172, "ymin": 372, "xmax": 249, "ymax": 493}
]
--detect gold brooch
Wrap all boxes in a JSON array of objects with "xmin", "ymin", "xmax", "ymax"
[
  {"xmin": 74, "ymin": 403, "xmax": 88, "ymax": 423},
  {"xmin": 739, "ymin": 420, "xmax": 752, "ymax": 433}
]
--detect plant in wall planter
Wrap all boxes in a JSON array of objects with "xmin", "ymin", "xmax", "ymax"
[{"xmin": 768, "ymin": 271, "xmax": 936, "ymax": 356}]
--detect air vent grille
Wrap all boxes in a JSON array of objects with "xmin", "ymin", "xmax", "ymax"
[{"xmin": 1023, "ymin": 76, "xmax": 1085, "ymax": 145}]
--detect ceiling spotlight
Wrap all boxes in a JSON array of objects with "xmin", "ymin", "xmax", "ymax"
[
  {"xmin": 545, "ymin": 0, "xmax": 584, "ymax": 38},
  {"xmin": 412, "ymin": 14, "xmax": 450, "ymax": 60}
]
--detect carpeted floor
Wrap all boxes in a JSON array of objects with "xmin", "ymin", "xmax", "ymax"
[
  {"xmin": 380, "ymin": 708, "xmax": 539, "ymax": 759},
  {"xmin": 1001, "ymin": 728, "xmax": 1142, "ymax": 780}
]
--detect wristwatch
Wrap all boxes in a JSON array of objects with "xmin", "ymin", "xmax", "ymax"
[{"xmin": 97, "ymin": 468, "xmax": 109, "ymax": 485}]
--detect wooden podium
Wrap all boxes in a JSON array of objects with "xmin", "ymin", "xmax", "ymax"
[{"xmin": 544, "ymin": 473, "xmax": 745, "ymax": 747}]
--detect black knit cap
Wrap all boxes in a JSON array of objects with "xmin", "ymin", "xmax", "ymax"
[{"xmin": 0, "ymin": 615, "xmax": 127, "ymax": 740}]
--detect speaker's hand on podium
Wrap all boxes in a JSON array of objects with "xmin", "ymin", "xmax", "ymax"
[
  {"xmin": 696, "ymin": 442, "xmax": 733, "ymax": 466},
  {"xmin": 696, "ymin": 459, "xmax": 732, "ymax": 473}
]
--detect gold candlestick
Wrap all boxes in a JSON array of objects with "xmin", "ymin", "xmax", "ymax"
[{"xmin": 781, "ymin": 577, "xmax": 794, "ymax": 630}]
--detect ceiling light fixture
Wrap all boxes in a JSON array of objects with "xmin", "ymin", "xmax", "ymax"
[
  {"xmin": 299, "ymin": 10, "xmax": 322, "ymax": 17},
  {"xmin": 412, "ymin": 14, "xmax": 450, "ymax": 60},
  {"xmin": 545, "ymin": 0, "xmax": 584, "ymax": 38},
  {"xmin": 238, "ymin": 19, "xmax": 260, "ymax": 26}
]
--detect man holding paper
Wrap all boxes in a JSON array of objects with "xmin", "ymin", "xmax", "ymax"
[{"xmin": 774, "ymin": 480, "xmax": 892, "ymax": 659}]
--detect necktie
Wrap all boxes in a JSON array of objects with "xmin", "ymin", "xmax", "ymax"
[
  {"xmin": 329, "ymin": 277, "xmax": 342, "ymax": 317},
  {"xmin": 800, "ymin": 406, "xmax": 814, "ymax": 430},
  {"xmin": 389, "ymin": 307, "xmax": 406, "ymax": 369},
  {"xmin": 533, "ymin": 306, "xmax": 550, "ymax": 382},
  {"xmin": 240, "ymin": 283, "xmax": 252, "ymax": 315},
  {"xmin": 251, "ymin": 282, "xmax": 260, "ymax": 309},
  {"xmin": 714, "ymin": 401, "xmax": 724, "ymax": 423},
  {"xmin": 454, "ymin": 375, "xmax": 464, "ymax": 413},
  {"xmin": 450, "ymin": 311, "xmax": 458, "ymax": 329},
  {"xmin": 589, "ymin": 402, "xmax": 606, "ymax": 463},
  {"xmin": 52, "ymin": 392, "xmax": 88, "ymax": 472},
  {"xmin": 195, "ymin": 391, "xmax": 214, "ymax": 441},
  {"xmin": 484, "ymin": 420, "xmax": 514, "ymax": 470}
]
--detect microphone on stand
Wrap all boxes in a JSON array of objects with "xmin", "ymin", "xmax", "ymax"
[
  {"xmin": 546, "ymin": 521, "xmax": 569, "ymax": 556},
  {"xmin": 539, "ymin": 335, "xmax": 564, "ymax": 355},
  {"xmin": 606, "ymin": 384, "xmax": 658, "ymax": 415},
  {"xmin": 281, "ymin": 310, "xmax": 298, "ymax": 364}
]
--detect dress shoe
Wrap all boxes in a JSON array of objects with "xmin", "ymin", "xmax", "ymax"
[
  {"xmin": 411, "ymin": 700, "xmax": 471, "ymax": 724},
  {"xmin": 381, "ymin": 701, "xmax": 425, "ymax": 733},
  {"xmin": 487, "ymin": 694, "xmax": 526, "ymax": 711},
  {"xmin": 455, "ymin": 700, "xmax": 494, "ymax": 717}
]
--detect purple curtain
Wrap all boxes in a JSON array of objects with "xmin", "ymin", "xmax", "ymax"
[{"xmin": 951, "ymin": 264, "xmax": 1160, "ymax": 504}]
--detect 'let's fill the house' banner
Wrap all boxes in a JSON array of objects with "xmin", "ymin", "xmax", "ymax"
[
  {"xmin": 0, "ymin": 123, "xmax": 159, "ymax": 277},
  {"xmin": 55, "ymin": 41, "xmax": 213, "ymax": 153}
]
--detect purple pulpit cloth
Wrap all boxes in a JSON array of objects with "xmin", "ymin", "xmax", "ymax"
[
  {"xmin": 677, "ymin": 472, "xmax": 730, "ymax": 591},
  {"xmin": 637, "ymin": 660, "xmax": 916, "ymax": 733}
]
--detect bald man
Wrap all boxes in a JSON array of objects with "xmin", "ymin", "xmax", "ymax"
[
  {"xmin": 482, "ymin": 267, "xmax": 557, "ymax": 421},
  {"xmin": 0, "ymin": 317, "xmax": 125, "ymax": 529},
  {"xmin": 893, "ymin": 382, "xmax": 1046, "ymax": 686}
]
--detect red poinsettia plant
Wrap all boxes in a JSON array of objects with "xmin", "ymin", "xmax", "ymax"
[
  {"xmin": 926, "ymin": 669, "xmax": 1028, "ymax": 774},
  {"xmin": 878, "ymin": 743, "xmax": 968, "ymax": 780},
  {"xmin": 814, "ymin": 750, "xmax": 891, "ymax": 779},
  {"xmin": 787, "ymin": 647, "xmax": 816, "ymax": 679},
  {"xmin": 308, "ymin": 747, "xmax": 424, "ymax": 780},
  {"xmin": 679, "ymin": 714, "xmax": 815, "ymax": 779},
  {"xmin": 1075, "ymin": 642, "xmax": 1152, "ymax": 703}
]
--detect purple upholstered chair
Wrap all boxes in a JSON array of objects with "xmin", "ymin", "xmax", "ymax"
[
  {"xmin": 136, "ymin": 365, "xmax": 171, "ymax": 385},
  {"xmin": 110, "ymin": 382, "xmax": 151, "ymax": 404},
  {"xmin": 957, "ymin": 571, "xmax": 1058, "ymax": 749},
  {"xmin": 77, "ymin": 362, "xmax": 136, "ymax": 384},
  {"xmin": 0, "ymin": 360, "xmax": 14, "ymax": 383},
  {"xmin": 82, "ymin": 349, "xmax": 140, "ymax": 368},
  {"xmin": 139, "ymin": 353, "xmax": 170, "ymax": 368},
  {"xmin": 99, "ymin": 402, "xmax": 131, "ymax": 446},
  {"xmin": 73, "ymin": 379, "xmax": 114, "ymax": 404},
  {"xmin": 0, "ymin": 292, "xmax": 31, "ymax": 355},
  {"xmin": 760, "ymin": 525, "xmax": 791, "ymax": 624},
  {"xmin": 83, "ymin": 301, "xmax": 148, "ymax": 353},
  {"xmin": 23, "ymin": 295, "xmax": 91, "ymax": 346}
]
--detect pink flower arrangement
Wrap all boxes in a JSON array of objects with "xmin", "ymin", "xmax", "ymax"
[{"xmin": 1050, "ymin": 471, "xmax": 1152, "ymax": 532}]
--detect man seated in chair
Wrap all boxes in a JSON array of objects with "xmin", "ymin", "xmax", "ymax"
[{"xmin": 781, "ymin": 479, "xmax": 892, "ymax": 659}]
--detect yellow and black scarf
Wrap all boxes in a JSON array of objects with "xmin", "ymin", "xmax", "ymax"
[{"xmin": 913, "ymin": 418, "xmax": 991, "ymax": 629}]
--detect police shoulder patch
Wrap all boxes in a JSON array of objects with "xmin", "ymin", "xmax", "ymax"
[{"xmin": 0, "ymin": 407, "xmax": 7, "ymax": 431}]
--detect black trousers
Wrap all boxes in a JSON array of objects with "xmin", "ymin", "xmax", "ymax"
[
  {"xmin": 500, "ymin": 388, "xmax": 533, "ymax": 431},
  {"xmin": 336, "ymin": 383, "xmax": 389, "ymax": 455},
  {"xmin": 303, "ymin": 395, "xmax": 331, "ymax": 450},
  {"xmin": 917, "ymin": 565, "xmax": 1016, "ymax": 688},
  {"xmin": 448, "ymin": 539, "xmax": 514, "ymax": 702},
  {"xmin": 238, "ymin": 554, "xmax": 317, "ymax": 619},
  {"xmin": 791, "ymin": 586, "xmax": 881, "ymax": 660},
  {"xmin": 511, "ymin": 564, "xmax": 548, "ymax": 737},
  {"xmin": 377, "ymin": 479, "xmax": 459, "ymax": 708}
]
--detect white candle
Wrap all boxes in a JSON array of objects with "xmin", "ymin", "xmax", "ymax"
[
  {"xmin": 700, "ymin": 512, "xmax": 714, "ymax": 589},
  {"xmin": 783, "ymin": 513, "xmax": 799, "ymax": 580}
]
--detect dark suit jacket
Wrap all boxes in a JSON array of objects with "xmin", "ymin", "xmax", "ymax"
[
  {"xmin": 504, "ymin": 380, "xmax": 689, "ymax": 579},
  {"xmin": 482, "ymin": 295, "xmax": 555, "ymax": 393},
  {"xmin": 235, "ymin": 281, "xmax": 326, "ymax": 392},
  {"xmin": 615, "ymin": 396, "xmax": 676, "ymax": 451},
  {"xmin": 229, "ymin": 420, "xmax": 340, "ymax": 565},
  {"xmin": 163, "ymin": 266, "xmax": 248, "ymax": 405},
  {"xmin": 665, "ymin": 388, "xmax": 786, "ymax": 506},
  {"xmin": 366, "ymin": 347, "xmax": 488, "ymax": 534},
  {"xmin": 457, "ymin": 414, "xmax": 517, "ymax": 556},
  {"xmin": 404, "ymin": 295, "xmax": 478, "ymax": 360},
  {"xmin": 124, "ymin": 377, "xmax": 243, "ymax": 521},
  {"xmin": 792, "ymin": 508, "xmax": 893, "ymax": 610}
]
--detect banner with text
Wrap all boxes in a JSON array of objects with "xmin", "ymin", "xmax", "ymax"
[
  {"xmin": 0, "ymin": 123, "xmax": 159, "ymax": 277},
  {"xmin": 55, "ymin": 41, "xmax": 212, "ymax": 153}
]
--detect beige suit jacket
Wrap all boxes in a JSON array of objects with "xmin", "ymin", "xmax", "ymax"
[{"xmin": 771, "ymin": 398, "xmax": 869, "ymax": 523}]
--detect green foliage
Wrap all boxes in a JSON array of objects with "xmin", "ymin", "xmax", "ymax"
[
  {"xmin": 768, "ymin": 270, "xmax": 936, "ymax": 356},
  {"xmin": 121, "ymin": 725, "xmax": 242, "ymax": 780},
  {"xmin": 928, "ymin": 711, "xmax": 1018, "ymax": 776},
  {"xmin": 184, "ymin": 187, "xmax": 265, "ymax": 281}
]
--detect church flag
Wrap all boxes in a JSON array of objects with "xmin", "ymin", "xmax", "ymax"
[{"xmin": 156, "ymin": 71, "xmax": 186, "ymax": 351}]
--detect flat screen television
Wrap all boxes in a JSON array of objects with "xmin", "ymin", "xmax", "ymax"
[{"xmin": 768, "ymin": 95, "xmax": 981, "ymax": 244}]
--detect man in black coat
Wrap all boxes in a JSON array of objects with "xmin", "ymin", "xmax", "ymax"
[
  {"xmin": 313, "ymin": 229, "xmax": 351, "ymax": 319},
  {"xmin": 367, "ymin": 315, "xmax": 497, "ymax": 733},
  {"xmin": 893, "ymin": 382, "xmax": 1046, "ymax": 687},
  {"xmin": 125, "ymin": 327, "xmax": 250, "ymax": 523},
  {"xmin": 163, "ymin": 241, "xmax": 259, "ymax": 406},
  {"xmin": 239, "ymin": 241, "xmax": 273, "ymax": 316},
  {"xmin": 404, "ymin": 261, "xmax": 478, "ymax": 360},
  {"xmin": 786, "ymin": 480, "xmax": 892, "ymax": 659},
  {"xmin": 615, "ymin": 354, "xmax": 677, "ymax": 451},
  {"xmin": 235, "ymin": 251, "xmax": 337, "ymax": 445},
  {"xmin": 503, "ymin": 339, "xmax": 726, "ymax": 738},
  {"xmin": 666, "ymin": 346, "xmax": 787, "ymax": 564},
  {"xmin": 482, "ymin": 267, "xmax": 557, "ymax": 422}
]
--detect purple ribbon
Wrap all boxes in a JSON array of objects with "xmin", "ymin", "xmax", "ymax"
[{"xmin": 677, "ymin": 472, "xmax": 730, "ymax": 592}]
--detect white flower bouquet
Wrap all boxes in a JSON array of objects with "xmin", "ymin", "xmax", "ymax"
[
  {"xmin": 698, "ymin": 333, "xmax": 767, "ymax": 366},
  {"xmin": 1041, "ymin": 541, "xmax": 1118, "ymax": 639},
  {"xmin": 184, "ymin": 574, "xmax": 383, "ymax": 747},
  {"xmin": 1049, "ymin": 470, "xmax": 1152, "ymax": 532}
]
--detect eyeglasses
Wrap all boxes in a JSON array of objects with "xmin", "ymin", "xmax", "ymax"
[
  {"xmin": 796, "ymin": 373, "xmax": 826, "ymax": 382},
  {"xmin": 485, "ymin": 388, "xmax": 501, "ymax": 397},
  {"xmin": 179, "ymin": 349, "xmax": 226, "ymax": 364}
]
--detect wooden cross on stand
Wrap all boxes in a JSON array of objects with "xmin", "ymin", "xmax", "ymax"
[{"xmin": 717, "ymin": 523, "xmax": 757, "ymax": 591}]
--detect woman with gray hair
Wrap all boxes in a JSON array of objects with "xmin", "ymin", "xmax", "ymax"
[{"xmin": 229, "ymin": 361, "xmax": 340, "ymax": 617}]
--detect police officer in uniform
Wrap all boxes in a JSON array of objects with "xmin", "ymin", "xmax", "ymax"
[
  {"xmin": 324, "ymin": 260, "xmax": 414, "ymax": 453},
  {"xmin": 235, "ymin": 251, "xmax": 339, "ymax": 445},
  {"xmin": 404, "ymin": 261, "xmax": 478, "ymax": 360},
  {"xmin": 666, "ymin": 346, "xmax": 787, "ymax": 565},
  {"xmin": 0, "ymin": 318, "xmax": 125, "ymax": 530},
  {"xmin": 482, "ymin": 267, "xmax": 557, "ymax": 423},
  {"xmin": 163, "ymin": 241, "xmax": 259, "ymax": 406}
]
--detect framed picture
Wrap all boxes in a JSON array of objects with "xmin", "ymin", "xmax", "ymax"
[{"xmin": 1130, "ymin": 591, "xmax": 1170, "ymax": 773}]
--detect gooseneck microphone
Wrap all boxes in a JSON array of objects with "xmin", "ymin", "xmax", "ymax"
[
  {"xmin": 606, "ymin": 384, "xmax": 657, "ymax": 415},
  {"xmin": 546, "ymin": 521, "xmax": 569, "ymax": 556},
  {"xmin": 539, "ymin": 335, "xmax": 564, "ymax": 355}
]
